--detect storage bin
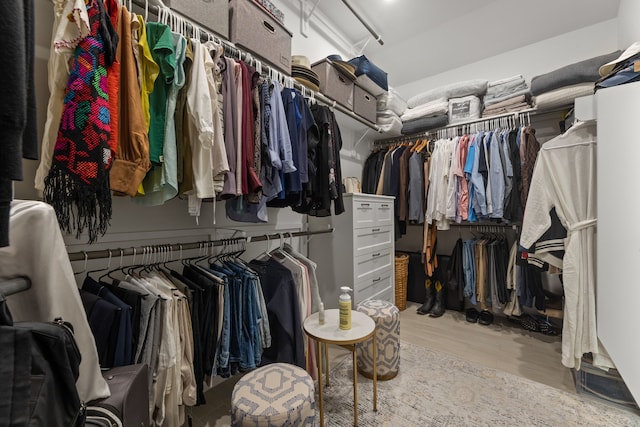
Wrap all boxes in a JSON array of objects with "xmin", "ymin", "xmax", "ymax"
[
  {"xmin": 394, "ymin": 252, "xmax": 410, "ymax": 311},
  {"xmin": 311, "ymin": 59, "xmax": 354, "ymax": 109},
  {"xmin": 168, "ymin": 0, "xmax": 229, "ymax": 39},
  {"xmin": 353, "ymin": 85, "xmax": 377, "ymax": 124},
  {"xmin": 572, "ymin": 356, "xmax": 639, "ymax": 413},
  {"xmin": 229, "ymin": 0, "xmax": 293, "ymax": 75}
]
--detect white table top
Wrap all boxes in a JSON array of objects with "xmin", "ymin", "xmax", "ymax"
[{"xmin": 303, "ymin": 309, "xmax": 375, "ymax": 344}]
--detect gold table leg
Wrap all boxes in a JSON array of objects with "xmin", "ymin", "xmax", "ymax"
[
  {"xmin": 325, "ymin": 342, "xmax": 330, "ymax": 387},
  {"xmin": 372, "ymin": 332, "xmax": 378, "ymax": 412},
  {"xmin": 353, "ymin": 347, "xmax": 358, "ymax": 426},
  {"xmin": 317, "ymin": 340, "xmax": 324, "ymax": 427}
]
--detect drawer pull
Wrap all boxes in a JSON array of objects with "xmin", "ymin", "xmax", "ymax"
[
  {"xmin": 360, "ymin": 203, "xmax": 371, "ymax": 207},
  {"xmin": 372, "ymin": 277, "xmax": 382, "ymax": 283},
  {"xmin": 372, "ymin": 252, "xmax": 381, "ymax": 258},
  {"xmin": 380, "ymin": 204, "xmax": 389, "ymax": 208},
  {"xmin": 371, "ymin": 228, "xmax": 380, "ymax": 232}
]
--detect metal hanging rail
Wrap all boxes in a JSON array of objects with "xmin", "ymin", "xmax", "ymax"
[
  {"xmin": 373, "ymin": 105, "xmax": 573, "ymax": 147},
  {"xmin": 67, "ymin": 228, "xmax": 334, "ymax": 261},
  {"xmin": 130, "ymin": 0, "xmax": 381, "ymax": 132},
  {"xmin": 339, "ymin": 0, "xmax": 384, "ymax": 46}
]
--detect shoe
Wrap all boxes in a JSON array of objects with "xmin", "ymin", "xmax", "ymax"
[
  {"xmin": 478, "ymin": 310, "xmax": 494, "ymax": 325},
  {"xmin": 465, "ymin": 308, "xmax": 479, "ymax": 323},
  {"xmin": 416, "ymin": 279, "xmax": 435, "ymax": 315},
  {"xmin": 429, "ymin": 281, "xmax": 446, "ymax": 318}
]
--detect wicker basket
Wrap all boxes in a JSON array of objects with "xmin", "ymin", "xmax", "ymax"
[{"xmin": 394, "ymin": 252, "xmax": 410, "ymax": 311}]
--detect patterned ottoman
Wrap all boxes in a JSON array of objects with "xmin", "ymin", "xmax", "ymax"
[
  {"xmin": 231, "ymin": 363, "xmax": 316, "ymax": 426},
  {"xmin": 356, "ymin": 299, "xmax": 400, "ymax": 380}
]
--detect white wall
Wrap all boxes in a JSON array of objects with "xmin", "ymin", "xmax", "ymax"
[
  {"xmin": 617, "ymin": 0, "xmax": 640, "ymax": 49},
  {"xmin": 396, "ymin": 19, "xmax": 619, "ymax": 101}
]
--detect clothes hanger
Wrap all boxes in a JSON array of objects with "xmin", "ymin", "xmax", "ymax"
[
  {"xmin": 84, "ymin": 249, "xmax": 113, "ymax": 280},
  {"xmin": 99, "ymin": 248, "xmax": 125, "ymax": 283},
  {"xmin": 73, "ymin": 251, "xmax": 89, "ymax": 276}
]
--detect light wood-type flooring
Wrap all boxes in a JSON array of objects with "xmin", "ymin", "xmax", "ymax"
[{"xmin": 187, "ymin": 301, "xmax": 574, "ymax": 426}]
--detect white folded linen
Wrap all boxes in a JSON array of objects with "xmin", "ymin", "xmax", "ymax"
[
  {"xmin": 407, "ymin": 79, "xmax": 488, "ymax": 108},
  {"xmin": 533, "ymin": 83, "xmax": 594, "ymax": 110},
  {"xmin": 401, "ymin": 98, "xmax": 448, "ymax": 122},
  {"xmin": 376, "ymin": 87, "xmax": 407, "ymax": 116}
]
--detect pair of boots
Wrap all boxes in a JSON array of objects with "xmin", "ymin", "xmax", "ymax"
[{"xmin": 417, "ymin": 279, "xmax": 445, "ymax": 317}]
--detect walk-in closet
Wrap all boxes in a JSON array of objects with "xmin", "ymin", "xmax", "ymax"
[{"xmin": 1, "ymin": 0, "xmax": 640, "ymax": 426}]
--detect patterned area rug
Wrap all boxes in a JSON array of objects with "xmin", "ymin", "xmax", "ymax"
[{"xmin": 319, "ymin": 341, "xmax": 640, "ymax": 426}]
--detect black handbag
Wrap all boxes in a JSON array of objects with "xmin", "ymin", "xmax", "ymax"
[{"xmin": 0, "ymin": 294, "xmax": 85, "ymax": 427}]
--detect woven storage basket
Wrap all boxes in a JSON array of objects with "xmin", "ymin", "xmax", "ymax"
[{"xmin": 394, "ymin": 252, "xmax": 410, "ymax": 311}]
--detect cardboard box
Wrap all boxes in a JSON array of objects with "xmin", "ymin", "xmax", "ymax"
[
  {"xmin": 168, "ymin": 0, "xmax": 229, "ymax": 39},
  {"xmin": 230, "ymin": 0, "xmax": 293, "ymax": 75},
  {"xmin": 311, "ymin": 60, "xmax": 354, "ymax": 110},
  {"xmin": 353, "ymin": 84, "xmax": 377, "ymax": 124}
]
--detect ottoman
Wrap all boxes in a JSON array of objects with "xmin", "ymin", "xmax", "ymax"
[
  {"xmin": 231, "ymin": 363, "xmax": 316, "ymax": 426},
  {"xmin": 356, "ymin": 299, "xmax": 400, "ymax": 380}
]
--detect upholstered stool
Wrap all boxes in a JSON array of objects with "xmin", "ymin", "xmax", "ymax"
[
  {"xmin": 356, "ymin": 299, "xmax": 400, "ymax": 380},
  {"xmin": 231, "ymin": 363, "xmax": 316, "ymax": 426}
]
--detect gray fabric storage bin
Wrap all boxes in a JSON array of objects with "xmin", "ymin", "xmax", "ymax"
[
  {"xmin": 168, "ymin": 0, "xmax": 229, "ymax": 39},
  {"xmin": 353, "ymin": 85, "xmax": 377, "ymax": 124},
  {"xmin": 229, "ymin": 0, "xmax": 293, "ymax": 75},
  {"xmin": 311, "ymin": 60, "xmax": 354, "ymax": 109}
]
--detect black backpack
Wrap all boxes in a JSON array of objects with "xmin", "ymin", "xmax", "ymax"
[{"xmin": 0, "ymin": 294, "xmax": 85, "ymax": 427}]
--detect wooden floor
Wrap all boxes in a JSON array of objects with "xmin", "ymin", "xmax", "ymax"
[{"xmin": 188, "ymin": 301, "xmax": 574, "ymax": 426}]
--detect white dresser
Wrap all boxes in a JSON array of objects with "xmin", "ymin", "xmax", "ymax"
[{"xmin": 308, "ymin": 193, "xmax": 395, "ymax": 309}]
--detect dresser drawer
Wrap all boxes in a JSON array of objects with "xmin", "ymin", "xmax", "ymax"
[
  {"xmin": 352, "ymin": 198, "xmax": 394, "ymax": 229},
  {"xmin": 374, "ymin": 201, "xmax": 393, "ymax": 227},
  {"xmin": 354, "ymin": 226, "xmax": 392, "ymax": 256},
  {"xmin": 354, "ymin": 270, "xmax": 393, "ymax": 304},
  {"xmin": 354, "ymin": 248, "xmax": 393, "ymax": 282}
]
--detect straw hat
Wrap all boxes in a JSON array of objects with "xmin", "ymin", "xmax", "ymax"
[
  {"xmin": 327, "ymin": 54, "xmax": 357, "ymax": 81},
  {"xmin": 291, "ymin": 55, "xmax": 320, "ymax": 92}
]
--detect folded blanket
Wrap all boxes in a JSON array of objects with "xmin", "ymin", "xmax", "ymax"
[
  {"xmin": 533, "ymin": 82, "xmax": 594, "ymax": 110},
  {"xmin": 401, "ymin": 114, "xmax": 449, "ymax": 135},
  {"xmin": 482, "ymin": 102, "xmax": 531, "ymax": 117},
  {"xmin": 402, "ymin": 98, "xmax": 448, "ymax": 122},
  {"xmin": 448, "ymin": 95, "xmax": 482, "ymax": 124},
  {"xmin": 485, "ymin": 75, "xmax": 528, "ymax": 100},
  {"xmin": 484, "ymin": 88, "xmax": 532, "ymax": 107},
  {"xmin": 376, "ymin": 112, "xmax": 403, "ymax": 136},
  {"xmin": 530, "ymin": 50, "xmax": 621, "ymax": 96},
  {"xmin": 377, "ymin": 87, "xmax": 407, "ymax": 116},
  {"xmin": 407, "ymin": 79, "xmax": 488, "ymax": 109}
]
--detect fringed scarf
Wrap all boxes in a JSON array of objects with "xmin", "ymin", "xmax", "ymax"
[{"xmin": 44, "ymin": 0, "xmax": 113, "ymax": 243}]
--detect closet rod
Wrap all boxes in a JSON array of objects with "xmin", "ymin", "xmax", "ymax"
[
  {"xmin": 129, "ymin": 0, "xmax": 381, "ymax": 132},
  {"xmin": 0, "ymin": 276, "xmax": 32, "ymax": 297},
  {"xmin": 373, "ymin": 109, "xmax": 535, "ymax": 147},
  {"xmin": 66, "ymin": 228, "xmax": 334, "ymax": 261},
  {"xmin": 339, "ymin": 0, "xmax": 384, "ymax": 45}
]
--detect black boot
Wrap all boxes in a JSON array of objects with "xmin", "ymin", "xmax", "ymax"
[
  {"xmin": 417, "ymin": 279, "xmax": 435, "ymax": 315},
  {"xmin": 429, "ymin": 280, "xmax": 446, "ymax": 318}
]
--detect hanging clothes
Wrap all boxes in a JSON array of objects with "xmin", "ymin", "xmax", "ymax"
[
  {"xmin": 520, "ymin": 121, "xmax": 611, "ymax": 370},
  {"xmin": 0, "ymin": 0, "xmax": 38, "ymax": 247},
  {"xmin": 34, "ymin": 0, "xmax": 91, "ymax": 194},
  {"xmin": 43, "ymin": 0, "xmax": 117, "ymax": 243},
  {"xmin": 0, "ymin": 201, "xmax": 109, "ymax": 402}
]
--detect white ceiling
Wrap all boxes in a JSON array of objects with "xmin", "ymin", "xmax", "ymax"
[{"xmin": 308, "ymin": 0, "xmax": 620, "ymax": 87}]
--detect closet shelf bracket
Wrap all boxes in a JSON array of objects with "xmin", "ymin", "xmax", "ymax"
[{"xmin": 299, "ymin": 0, "xmax": 323, "ymax": 38}]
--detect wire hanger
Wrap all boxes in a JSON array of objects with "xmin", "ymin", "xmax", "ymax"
[
  {"xmin": 85, "ymin": 249, "xmax": 113, "ymax": 279},
  {"xmin": 73, "ymin": 251, "xmax": 89, "ymax": 276}
]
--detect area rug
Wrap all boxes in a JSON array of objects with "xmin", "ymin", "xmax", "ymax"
[{"xmin": 318, "ymin": 341, "xmax": 640, "ymax": 426}]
